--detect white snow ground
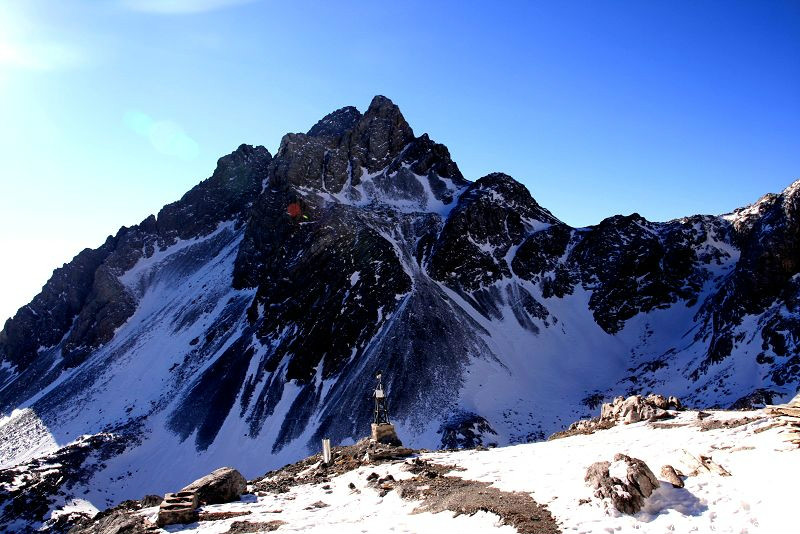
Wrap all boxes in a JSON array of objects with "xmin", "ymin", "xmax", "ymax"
[{"xmin": 139, "ymin": 409, "xmax": 795, "ymax": 534}]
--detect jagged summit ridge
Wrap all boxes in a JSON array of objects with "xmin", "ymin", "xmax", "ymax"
[{"xmin": 270, "ymin": 95, "xmax": 466, "ymax": 213}]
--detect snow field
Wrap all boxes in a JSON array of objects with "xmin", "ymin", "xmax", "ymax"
[
  {"xmin": 140, "ymin": 410, "xmax": 795, "ymax": 534},
  {"xmin": 424, "ymin": 410, "xmax": 795, "ymax": 533}
]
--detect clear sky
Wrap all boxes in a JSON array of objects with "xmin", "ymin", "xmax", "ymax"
[{"xmin": 0, "ymin": 0, "xmax": 798, "ymax": 323}]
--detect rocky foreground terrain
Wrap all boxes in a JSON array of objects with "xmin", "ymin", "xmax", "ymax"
[
  {"xmin": 0, "ymin": 95, "xmax": 799, "ymax": 531},
  {"xmin": 64, "ymin": 394, "xmax": 799, "ymax": 534}
]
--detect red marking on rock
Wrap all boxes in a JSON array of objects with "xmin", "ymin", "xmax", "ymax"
[{"xmin": 287, "ymin": 203, "xmax": 302, "ymax": 218}]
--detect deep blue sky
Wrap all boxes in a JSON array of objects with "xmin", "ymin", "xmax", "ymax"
[{"xmin": 0, "ymin": 0, "xmax": 798, "ymax": 321}]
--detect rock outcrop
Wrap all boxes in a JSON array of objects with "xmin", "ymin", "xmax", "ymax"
[
  {"xmin": 601, "ymin": 394, "xmax": 682, "ymax": 425},
  {"xmin": 551, "ymin": 394, "xmax": 683, "ymax": 439},
  {"xmin": 764, "ymin": 394, "xmax": 800, "ymax": 448}
]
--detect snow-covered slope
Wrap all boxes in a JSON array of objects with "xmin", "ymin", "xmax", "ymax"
[
  {"xmin": 106, "ymin": 409, "xmax": 796, "ymax": 534},
  {"xmin": 0, "ymin": 95, "xmax": 798, "ymax": 532}
]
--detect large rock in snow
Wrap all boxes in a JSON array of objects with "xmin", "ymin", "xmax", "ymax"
[
  {"xmin": 180, "ymin": 467, "xmax": 247, "ymax": 505},
  {"xmin": 585, "ymin": 453, "xmax": 660, "ymax": 514}
]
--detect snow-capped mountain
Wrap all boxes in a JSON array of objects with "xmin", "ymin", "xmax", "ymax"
[{"xmin": 0, "ymin": 95, "xmax": 798, "ymax": 531}]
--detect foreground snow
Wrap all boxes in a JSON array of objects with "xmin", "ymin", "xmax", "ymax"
[{"xmin": 140, "ymin": 409, "xmax": 794, "ymax": 534}]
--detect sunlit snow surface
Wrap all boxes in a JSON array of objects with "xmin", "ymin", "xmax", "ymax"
[{"xmin": 139, "ymin": 410, "xmax": 795, "ymax": 534}]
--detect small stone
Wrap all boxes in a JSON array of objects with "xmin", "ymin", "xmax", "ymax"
[
  {"xmin": 304, "ymin": 500, "xmax": 329, "ymax": 510},
  {"xmin": 660, "ymin": 465, "xmax": 684, "ymax": 488}
]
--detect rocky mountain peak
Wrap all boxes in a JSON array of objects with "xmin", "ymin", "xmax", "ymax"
[
  {"xmin": 363, "ymin": 95, "xmax": 411, "ymax": 130},
  {"xmin": 349, "ymin": 95, "xmax": 415, "ymax": 174},
  {"xmin": 465, "ymin": 172, "xmax": 561, "ymax": 225},
  {"xmin": 268, "ymin": 96, "xmax": 463, "ymax": 209}
]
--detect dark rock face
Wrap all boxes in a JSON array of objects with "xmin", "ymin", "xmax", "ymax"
[
  {"xmin": 430, "ymin": 173, "xmax": 560, "ymax": 292},
  {"xmin": 62, "ymin": 266, "xmax": 137, "ymax": 368},
  {"xmin": 307, "ymin": 106, "xmax": 361, "ymax": 138},
  {"xmin": 729, "ymin": 388, "xmax": 781, "ymax": 409},
  {"xmin": 235, "ymin": 203, "xmax": 412, "ymax": 383},
  {"xmin": 349, "ymin": 95, "xmax": 416, "ymax": 175},
  {"xmin": 0, "ymin": 242, "xmax": 115, "ymax": 372},
  {"xmin": 695, "ymin": 183, "xmax": 800, "ymax": 373},
  {"xmin": 569, "ymin": 215, "xmax": 719, "ymax": 333},
  {"xmin": 156, "ymin": 144, "xmax": 271, "ymax": 240}
]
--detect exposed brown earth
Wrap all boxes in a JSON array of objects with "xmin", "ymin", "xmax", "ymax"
[
  {"xmin": 223, "ymin": 520, "xmax": 286, "ymax": 533},
  {"xmin": 389, "ymin": 459, "xmax": 560, "ymax": 534}
]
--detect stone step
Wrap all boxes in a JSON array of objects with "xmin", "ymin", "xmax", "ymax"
[
  {"xmin": 163, "ymin": 498, "xmax": 194, "ymax": 505},
  {"xmin": 157, "ymin": 490, "xmax": 200, "ymax": 527},
  {"xmin": 160, "ymin": 504, "xmax": 194, "ymax": 511},
  {"xmin": 162, "ymin": 491, "xmax": 198, "ymax": 509}
]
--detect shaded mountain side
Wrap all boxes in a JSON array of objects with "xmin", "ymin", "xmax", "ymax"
[{"xmin": 0, "ymin": 95, "xmax": 798, "ymax": 533}]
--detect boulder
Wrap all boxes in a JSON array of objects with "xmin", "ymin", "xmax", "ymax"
[
  {"xmin": 180, "ymin": 467, "xmax": 247, "ymax": 505},
  {"xmin": 660, "ymin": 464, "xmax": 684, "ymax": 488},
  {"xmin": 585, "ymin": 453, "xmax": 660, "ymax": 514}
]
